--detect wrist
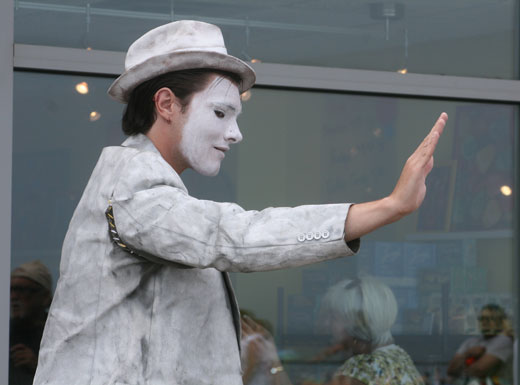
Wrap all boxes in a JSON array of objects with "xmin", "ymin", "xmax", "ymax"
[
  {"xmin": 381, "ymin": 196, "xmax": 405, "ymax": 224},
  {"xmin": 270, "ymin": 363, "xmax": 284, "ymax": 375}
]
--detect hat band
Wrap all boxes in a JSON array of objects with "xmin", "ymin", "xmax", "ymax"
[{"xmin": 125, "ymin": 46, "xmax": 228, "ymax": 71}]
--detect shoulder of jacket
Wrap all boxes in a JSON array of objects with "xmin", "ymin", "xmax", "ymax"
[{"xmin": 109, "ymin": 146, "xmax": 187, "ymax": 199}]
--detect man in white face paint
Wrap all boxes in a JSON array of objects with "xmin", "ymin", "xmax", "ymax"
[
  {"xmin": 161, "ymin": 76, "xmax": 244, "ymax": 177},
  {"xmin": 34, "ymin": 20, "xmax": 447, "ymax": 385}
]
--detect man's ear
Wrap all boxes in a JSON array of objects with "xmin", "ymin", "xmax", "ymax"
[{"xmin": 153, "ymin": 87, "xmax": 182, "ymax": 123}]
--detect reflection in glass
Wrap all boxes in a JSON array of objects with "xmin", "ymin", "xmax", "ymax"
[
  {"xmin": 75, "ymin": 81, "xmax": 88, "ymax": 95},
  {"xmin": 447, "ymin": 304, "xmax": 513, "ymax": 384},
  {"xmin": 317, "ymin": 277, "xmax": 423, "ymax": 384},
  {"xmin": 12, "ymin": 71, "xmax": 517, "ymax": 384},
  {"xmin": 10, "ymin": 261, "xmax": 52, "ymax": 385},
  {"xmin": 13, "ymin": 0, "xmax": 519, "ymax": 79},
  {"xmin": 12, "ymin": 72, "xmax": 125, "ymax": 284},
  {"xmin": 89, "ymin": 111, "xmax": 101, "ymax": 122}
]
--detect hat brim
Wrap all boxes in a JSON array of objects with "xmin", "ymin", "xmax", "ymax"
[{"xmin": 108, "ymin": 50, "xmax": 256, "ymax": 103}]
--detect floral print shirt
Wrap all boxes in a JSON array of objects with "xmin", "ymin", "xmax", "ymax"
[{"xmin": 336, "ymin": 344, "xmax": 424, "ymax": 385}]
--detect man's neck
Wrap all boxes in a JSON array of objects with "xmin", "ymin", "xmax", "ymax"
[{"xmin": 146, "ymin": 121, "xmax": 186, "ymax": 174}]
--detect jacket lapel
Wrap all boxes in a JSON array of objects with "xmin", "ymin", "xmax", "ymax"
[{"xmin": 222, "ymin": 272, "xmax": 241, "ymax": 351}]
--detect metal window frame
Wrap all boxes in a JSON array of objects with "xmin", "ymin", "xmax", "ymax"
[
  {"xmin": 13, "ymin": 43, "xmax": 520, "ymax": 102},
  {"xmin": 1, "ymin": 0, "xmax": 13, "ymax": 383},
  {"xmin": 3, "ymin": 19, "xmax": 520, "ymax": 385}
]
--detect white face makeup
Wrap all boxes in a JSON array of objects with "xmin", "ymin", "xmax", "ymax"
[{"xmin": 179, "ymin": 76, "xmax": 243, "ymax": 176}]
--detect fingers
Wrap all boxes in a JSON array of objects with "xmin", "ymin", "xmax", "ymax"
[
  {"xmin": 241, "ymin": 315, "xmax": 258, "ymax": 331},
  {"xmin": 425, "ymin": 113, "xmax": 447, "ymax": 152},
  {"xmin": 241, "ymin": 317, "xmax": 255, "ymax": 335},
  {"xmin": 414, "ymin": 112, "xmax": 447, "ymax": 164},
  {"xmin": 424, "ymin": 132, "xmax": 440, "ymax": 160},
  {"xmin": 431, "ymin": 112, "xmax": 448, "ymax": 137},
  {"xmin": 242, "ymin": 314, "xmax": 269, "ymax": 336},
  {"xmin": 11, "ymin": 345, "xmax": 36, "ymax": 368},
  {"xmin": 10, "ymin": 344, "xmax": 28, "ymax": 352}
]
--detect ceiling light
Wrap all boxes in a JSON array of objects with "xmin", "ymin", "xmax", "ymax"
[
  {"xmin": 75, "ymin": 82, "xmax": 89, "ymax": 94},
  {"xmin": 397, "ymin": 68, "xmax": 407, "ymax": 74},
  {"xmin": 89, "ymin": 111, "xmax": 101, "ymax": 122},
  {"xmin": 500, "ymin": 185, "xmax": 512, "ymax": 196}
]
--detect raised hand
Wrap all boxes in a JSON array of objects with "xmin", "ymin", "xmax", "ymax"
[
  {"xmin": 388, "ymin": 112, "xmax": 448, "ymax": 217},
  {"xmin": 344, "ymin": 113, "xmax": 448, "ymax": 242}
]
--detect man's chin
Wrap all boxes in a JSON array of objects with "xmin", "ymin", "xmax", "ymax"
[{"xmin": 194, "ymin": 165, "xmax": 221, "ymax": 177}]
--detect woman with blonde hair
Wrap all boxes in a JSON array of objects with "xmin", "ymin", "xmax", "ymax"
[{"xmin": 320, "ymin": 277, "xmax": 423, "ymax": 385}]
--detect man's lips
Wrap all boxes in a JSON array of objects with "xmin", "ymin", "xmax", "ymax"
[{"xmin": 214, "ymin": 146, "xmax": 229, "ymax": 155}]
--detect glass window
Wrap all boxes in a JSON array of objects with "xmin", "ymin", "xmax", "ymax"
[
  {"xmin": 14, "ymin": 0, "xmax": 519, "ymax": 79},
  {"xmin": 232, "ymin": 88, "xmax": 516, "ymax": 383},
  {"xmin": 11, "ymin": 71, "xmax": 517, "ymax": 385}
]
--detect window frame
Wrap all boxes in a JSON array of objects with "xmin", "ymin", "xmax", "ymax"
[{"xmin": 1, "ymin": 0, "xmax": 14, "ymax": 381}]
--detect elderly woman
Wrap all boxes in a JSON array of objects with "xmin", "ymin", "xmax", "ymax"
[{"xmin": 320, "ymin": 277, "xmax": 423, "ymax": 385}]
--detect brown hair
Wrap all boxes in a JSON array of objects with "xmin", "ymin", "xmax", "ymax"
[{"xmin": 122, "ymin": 69, "xmax": 241, "ymax": 136}]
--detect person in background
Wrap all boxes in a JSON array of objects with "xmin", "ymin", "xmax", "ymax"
[
  {"xmin": 447, "ymin": 304, "xmax": 513, "ymax": 385},
  {"xmin": 9, "ymin": 260, "xmax": 52, "ymax": 385},
  {"xmin": 318, "ymin": 277, "xmax": 423, "ymax": 385},
  {"xmin": 240, "ymin": 310, "xmax": 292, "ymax": 385}
]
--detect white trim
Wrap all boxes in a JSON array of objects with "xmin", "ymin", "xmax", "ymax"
[
  {"xmin": 14, "ymin": 44, "xmax": 125, "ymax": 76},
  {"xmin": 1, "ymin": 0, "xmax": 13, "ymax": 383},
  {"xmin": 14, "ymin": 43, "xmax": 520, "ymax": 102},
  {"xmin": 255, "ymin": 62, "xmax": 520, "ymax": 103}
]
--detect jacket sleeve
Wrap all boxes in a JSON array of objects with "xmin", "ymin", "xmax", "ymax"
[{"xmin": 110, "ymin": 151, "xmax": 359, "ymax": 272}]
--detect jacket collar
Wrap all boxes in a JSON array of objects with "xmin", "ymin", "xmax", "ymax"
[
  {"xmin": 121, "ymin": 134, "xmax": 189, "ymax": 194},
  {"xmin": 121, "ymin": 133, "xmax": 160, "ymax": 154}
]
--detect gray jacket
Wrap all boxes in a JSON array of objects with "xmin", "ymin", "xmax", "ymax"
[{"xmin": 34, "ymin": 134, "xmax": 359, "ymax": 385}]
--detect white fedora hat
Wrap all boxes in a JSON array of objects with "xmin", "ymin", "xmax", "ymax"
[{"xmin": 108, "ymin": 20, "xmax": 256, "ymax": 103}]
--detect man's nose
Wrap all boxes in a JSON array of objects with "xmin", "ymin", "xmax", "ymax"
[{"xmin": 225, "ymin": 121, "xmax": 243, "ymax": 144}]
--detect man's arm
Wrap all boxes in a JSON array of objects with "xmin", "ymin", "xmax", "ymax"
[
  {"xmin": 344, "ymin": 112, "xmax": 447, "ymax": 241},
  {"xmin": 112, "ymin": 151, "xmax": 357, "ymax": 271},
  {"xmin": 112, "ymin": 113, "xmax": 446, "ymax": 269},
  {"xmin": 465, "ymin": 353, "xmax": 502, "ymax": 378},
  {"xmin": 447, "ymin": 345, "xmax": 497, "ymax": 379},
  {"xmin": 447, "ymin": 353, "xmax": 468, "ymax": 377},
  {"xmin": 465, "ymin": 334, "xmax": 514, "ymax": 378}
]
